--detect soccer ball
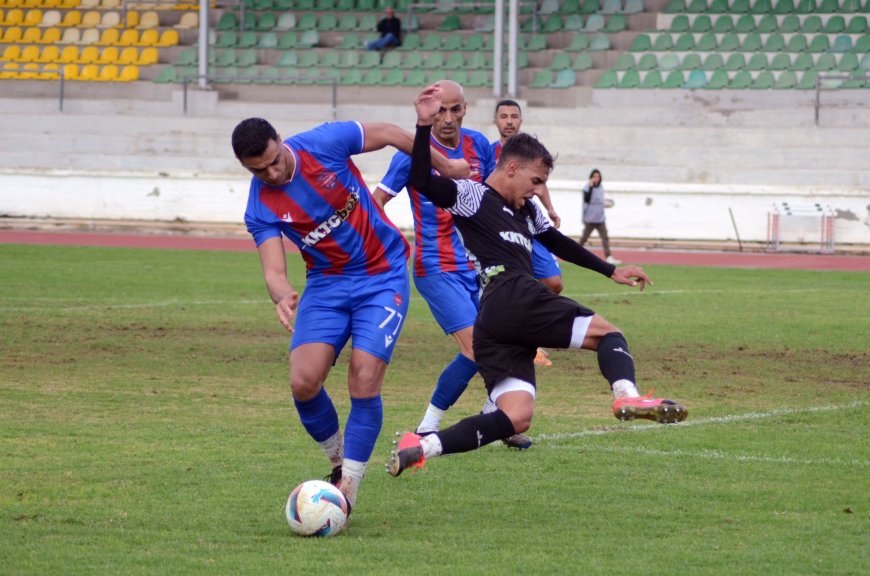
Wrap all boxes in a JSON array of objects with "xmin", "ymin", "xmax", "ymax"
[{"xmin": 285, "ymin": 479, "xmax": 349, "ymax": 537}]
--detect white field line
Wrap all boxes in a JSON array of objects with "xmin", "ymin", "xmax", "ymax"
[
  {"xmin": 0, "ymin": 299, "xmax": 265, "ymax": 312},
  {"xmin": 538, "ymin": 401, "xmax": 869, "ymax": 468}
]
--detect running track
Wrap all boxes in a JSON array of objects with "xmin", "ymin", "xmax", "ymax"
[{"xmin": 1, "ymin": 229, "xmax": 868, "ymax": 272}]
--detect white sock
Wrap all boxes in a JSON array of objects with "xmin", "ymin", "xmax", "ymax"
[
  {"xmin": 612, "ymin": 379, "xmax": 640, "ymax": 399},
  {"xmin": 481, "ymin": 398, "xmax": 497, "ymax": 414},
  {"xmin": 419, "ymin": 434, "xmax": 443, "ymax": 459},
  {"xmin": 318, "ymin": 431, "xmax": 343, "ymax": 468},
  {"xmin": 340, "ymin": 459, "xmax": 366, "ymax": 507},
  {"xmin": 417, "ymin": 404, "xmax": 446, "ymax": 434}
]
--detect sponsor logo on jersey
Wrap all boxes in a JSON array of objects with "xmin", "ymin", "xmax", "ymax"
[
  {"xmin": 499, "ymin": 230, "xmax": 532, "ymax": 252},
  {"xmin": 302, "ymin": 193, "xmax": 359, "ymax": 247}
]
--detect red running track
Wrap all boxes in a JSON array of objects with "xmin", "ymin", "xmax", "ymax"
[{"xmin": 1, "ymin": 229, "xmax": 868, "ymax": 272}]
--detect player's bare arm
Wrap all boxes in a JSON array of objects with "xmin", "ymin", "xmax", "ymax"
[
  {"xmin": 372, "ymin": 187, "xmax": 393, "ymax": 209},
  {"xmin": 257, "ymin": 236, "xmax": 299, "ymax": 333},
  {"xmin": 534, "ymin": 187, "xmax": 561, "ymax": 228},
  {"xmin": 361, "ymin": 122, "xmax": 470, "ymax": 178},
  {"xmin": 610, "ymin": 265, "xmax": 653, "ymax": 291}
]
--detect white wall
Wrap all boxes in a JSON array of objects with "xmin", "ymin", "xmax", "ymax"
[{"xmin": 1, "ymin": 172, "xmax": 867, "ymax": 246}]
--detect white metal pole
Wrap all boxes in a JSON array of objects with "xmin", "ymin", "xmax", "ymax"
[
  {"xmin": 198, "ymin": 1, "xmax": 209, "ymax": 89},
  {"xmin": 493, "ymin": 0, "xmax": 504, "ymax": 97},
  {"xmin": 508, "ymin": 0, "xmax": 518, "ymax": 97}
]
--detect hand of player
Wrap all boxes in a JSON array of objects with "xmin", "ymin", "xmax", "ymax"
[
  {"xmin": 610, "ymin": 266, "xmax": 653, "ymax": 292},
  {"xmin": 548, "ymin": 210, "xmax": 561, "ymax": 229},
  {"xmin": 442, "ymin": 158, "xmax": 473, "ymax": 179},
  {"xmin": 275, "ymin": 291, "xmax": 300, "ymax": 333},
  {"xmin": 415, "ymin": 83, "xmax": 442, "ymax": 126}
]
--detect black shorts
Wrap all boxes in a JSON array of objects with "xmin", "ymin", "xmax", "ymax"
[{"xmin": 473, "ymin": 271, "xmax": 595, "ymax": 392}]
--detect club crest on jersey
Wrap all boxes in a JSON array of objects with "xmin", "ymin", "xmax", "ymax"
[
  {"xmin": 393, "ymin": 293, "xmax": 403, "ymax": 307},
  {"xmin": 302, "ymin": 193, "xmax": 359, "ymax": 247},
  {"xmin": 316, "ymin": 171, "xmax": 338, "ymax": 190}
]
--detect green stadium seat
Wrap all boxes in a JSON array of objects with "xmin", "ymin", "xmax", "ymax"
[
  {"xmin": 741, "ymin": 32, "xmax": 762, "ymax": 51},
  {"xmin": 639, "ymin": 69, "xmax": 662, "ymax": 88},
  {"xmin": 773, "ymin": 70, "xmax": 797, "ymax": 88},
  {"xmin": 382, "ymin": 68, "xmax": 404, "ymax": 86},
  {"xmin": 847, "ymin": 16, "xmax": 868, "ymax": 34},
  {"xmin": 708, "ymin": 0, "xmax": 730, "ymax": 12},
  {"xmin": 618, "ymin": 69, "xmax": 641, "ymax": 88},
  {"xmin": 713, "ymin": 15, "xmax": 733, "ymax": 33},
  {"xmin": 297, "ymin": 13, "xmax": 317, "ymax": 31},
  {"xmin": 465, "ymin": 33, "xmax": 485, "ymax": 51},
  {"xmin": 428, "ymin": 69, "xmax": 448, "ymax": 83},
  {"xmin": 674, "ymin": 33, "xmax": 695, "ymax": 51},
  {"xmin": 802, "ymin": 15, "xmax": 822, "ymax": 33},
  {"xmin": 861, "ymin": 53, "xmax": 870, "ymax": 71},
  {"xmin": 780, "ymin": 15, "xmax": 801, "ymax": 33},
  {"xmin": 238, "ymin": 31, "xmax": 257, "ymax": 49},
  {"xmin": 405, "ymin": 69, "xmax": 427, "ymax": 86},
  {"xmin": 320, "ymin": 51, "xmax": 340, "ymax": 68},
  {"xmin": 562, "ymin": 0, "xmax": 582, "ymax": 12},
  {"xmin": 824, "ymin": 16, "xmax": 845, "ymax": 34},
  {"xmin": 276, "ymin": 13, "xmax": 297, "ymax": 31},
  {"xmin": 551, "ymin": 69, "xmax": 576, "ymax": 88},
  {"xmin": 359, "ymin": 14, "xmax": 377, "ymax": 31},
  {"xmin": 549, "ymin": 52, "xmax": 573, "ymax": 70},
  {"xmin": 298, "ymin": 30, "xmax": 319, "ymax": 48},
  {"xmin": 773, "ymin": 0, "xmax": 795, "ymax": 14},
  {"xmin": 217, "ymin": 12, "xmax": 237, "ymax": 31},
  {"xmin": 421, "ymin": 34, "xmax": 441, "ymax": 50},
  {"xmin": 717, "ymin": 32, "xmax": 740, "ymax": 51},
  {"xmin": 153, "ymin": 66, "xmax": 178, "ymax": 83},
  {"xmin": 629, "ymin": 33, "xmax": 651, "ymax": 51},
  {"xmin": 637, "ymin": 53, "xmax": 658, "ymax": 70},
  {"xmin": 658, "ymin": 69, "xmax": 682, "ymax": 87},
  {"xmin": 769, "ymin": 52, "xmax": 790, "ymax": 70},
  {"xmin": 298, "ymin": 51, "xmax": 318, "ymax": 68},
  {"xmin": 581, "ymin": 0, "xmax": 601, "ymax": 14},
  {"xmin": 816, "ymin": 0, "xmax": 838, "ymax": 12},
  {"xmin": 697, "ymin": 32, "xmax": 717, "ymax": 51},
  {"xmin": 683, "ymin": 69, "xmax": 707, "ymax": 88},
  {"xmin": 751, "ymin": 70, "xmax": 775, "ymax": 88},
  {"xmin": 567, "ymin": 34, "xmax": 589, "ymax": 51},
  {"xmin": 807, "ymin": 34, "xmax": 832, "ymax": 53},
  {"xmin": 604, "ymin": 14, "xmax": 626, "ymax": 33},
  {"xmin": 439, "ymin": 14, "xmax": 461, "ymax": 31},
  {"xmin": 746, "ymin": 52, "xmax": 768, "ymax": 70},
  {"xmin": 444, "ymin": 53, "xmax": 465, "ymax": 69},
  {"xmin": 336, "ymin": 14, "xmax": 357, "ymax": 32},
  {"xmin": 401, "ymin": 51, "xmax": 423, "ymax": 69},
  {"xmin": 680, "ymin": 52, "xmax": 702, "ymax": 70},
  {"xmin": 751, "ymin": 0, "xmax": 772, "ymax": 13},
  {"xmin": 573, "ymin": 53, "xmax": 593, "ymax": 70},
  {"xmin": 216, "ymin": 31, "xmax": 239, "ymax": 48},
  {"xmin": 614, "ymin": 53, "xmax": 635, "ymax": 70},
  {"xmin": 813, "ymin": 52, "xmax": 836, "ymax": 71},
  {"xmin": 831, "ymin": 35, "xmax": 852, "ymax": 53},
  {"xmin": 731, "ymin": 0, "xmax": 750, "ymax": 12},
  {"xmin": 601, "ymin": 0, "xmax": 621, "ymax": 14},
  {"xmin": 653, "ymin": 33, "xmax": 674, "ymax": 50},
  {"xmin": 735, "ymin": 15, "xmax": 755, "ymax": 33},
  {"xmin": 175, "ymin": 47, "xmax": 197, "ymax": 66},
  {"xmin": 665, "ymin": 0, "xmax": 685, "ymax": 11},
  {"xmin": 585, "ymin": 14, "xmax": 605, "ymax": 32},
  {"xmin": 337, "ymin": 34, "xmax": 360, "ymax": 49},
  {"xmin": 687, "ymin": 0, "xmax": 707, "ymax": 11},
  {"xmin": 624, "ymin": 0, "xmax": 644, "ymax": 13},
  {"xmin": 659, "ymin": 53, "xmax": 680, "ymax": 69},
  {"xmin": 757, "ymin": 15, "xmax": 777, "ymax": 34},
  {"xmin": 540, "ymin": 0, "xmax": 561, "ymax": 14},
  {"xmin": 728, "ymin": 70, "xmax": 753, "ymax": 87},
  {"xmin": 703, "ymin": 52, "xmax": 724, "ymax": 70},
  {"xmin": 278, "ymin": 32, "xmax": 298, "ymax": 49},
  {"xmin": 795, "ymin": 69, "xmax": 817, "ymax": 89},
  {"xmin": 361, "ymin": 69, "xmax": 384, "ymax": 85},
  {"xmin": 690, "ymin": 15, "xmax": 712, "ymax": 33},
  {"xmin": 466, "ymin": 70, "xmax": 489, "ymax": 88},
  {"xmin": 257, "ymin": 12, "xmax": 277, "ymax": 31},
  {"xmin": 853, "ymin": 34, "xmax": 870, "ymax": 53},
  {"xmin": 595, "ymin": 69, "xmax": 619, "ymax": 87},
  {"xmin": 705, "ymin": 69, "xmax": 729, "ymax": 88},
  {"xmin": 277, "ymin": 51, "xmax": 298, "ymax": 67},
  {"xmin": 256, "ymin": 66, "xmax": 280, "ymax": 84},
  {"xmin": 425, "ymin": 52, "xmax": 445, "ymax": 68},
  {"xmin": 359, "ymin": 51, "xmax": 380, "ymax": 68},
  {"xmin": 564, "ymin": 14, "xmax": 585, "ymax": 31},
  {"xmin": 442, "ymin": 34, "xmax": 463, "ymax": 51},
  {"xmin": 764, "ymin": 33, "xmax": 785, "ymax": 52},
  {"xmin": 339, "ymin": 68, "xmax": 362, "ymax": 85},
  {"xmin": 466, "ymin": 52, "xmax": 487, "ymax": 69},
  {"xmin": 790, "ymin": 52, "xmax": 812, "ymax": 70},
  {"xmin": 835, "ymin": 52, "xmax": 858, "ymax": 71},
  {"xmin": 398, "ymin": 33, "xmax": 420, "ymax": 51},
  {"xmin": 542, "ymin": 14, "xmax": 563, "ymax": 33},
  {"xmin": 786, "ymin": 34, "xmax": 807, "ymax": 52},
  {"xmin": 723, "ymin": 52, "xmax": 746, "ymax": 70},
  {"xmin": 258, "ymin": 32, "xmax": 278, "ymax": 48},
  {"xmin": 529, "ymin": 69, "xmax": 553, "ymax": 88},
  {"xmin": 215, "ymin": 49, "xmax": 237, "ymax": 67},
  {"xmin": 589, "ymin": 35, "xmax": 611, "ymax": 51}
]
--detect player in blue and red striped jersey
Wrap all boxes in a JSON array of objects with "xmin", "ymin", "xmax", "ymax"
[
  {"xmin": 492, "ymin": 99, "xmax": 564, "ymax": 368},
  {"xmin": 233, "ymin": 117, "xmax": 467, "ymax": 513},
  {"xmin": 372, "ymin": 81, "xmax": 531, "ymax": 449}
]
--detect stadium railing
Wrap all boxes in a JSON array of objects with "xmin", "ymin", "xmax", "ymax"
[{"xmin": 814, "ymin": 71, "xmax": 870, "ymax": 124}]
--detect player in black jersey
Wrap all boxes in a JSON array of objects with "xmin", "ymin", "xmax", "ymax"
[{"xmin": 388, "ymin": 84, "xmax": 687, "ymax": 477}]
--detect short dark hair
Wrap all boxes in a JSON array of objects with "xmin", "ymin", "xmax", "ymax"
[
  {"xmin": 494, "ymin": 99, "xmax": 522, "ymax": 114},
  {"xmin": 497, "ymin": 133, "xmax": 554, "ymax": 171},
  {"xmin": 231, "ymin": 118, "xmax": 279, "ymax": 159}
]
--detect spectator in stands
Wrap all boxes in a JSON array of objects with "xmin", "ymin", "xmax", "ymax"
[
  {"xmin": 365, "ymin": 7, "xmax": 401, "ymax": 51},
  {"xmin": 579, "ymin": 169, "xmax": 620, "ymax": 265}
]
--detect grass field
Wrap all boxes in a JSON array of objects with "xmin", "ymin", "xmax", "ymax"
[{"xmin": 1, "ymin": 243, "xmax": 868, "ymax": 575}]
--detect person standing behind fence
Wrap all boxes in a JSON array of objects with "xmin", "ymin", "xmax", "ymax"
[
  {"xmin": 365, "ymin": 7, "xmax": 401, "ymax": 51},
  {"xmin": 579, "ymin": 169, "xmax": 620, "ymax": 265}
]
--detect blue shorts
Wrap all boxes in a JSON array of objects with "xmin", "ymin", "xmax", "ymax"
[
  {"xmin": 291, "ymin": 266, "xmax": 411, "ymax": 364},
  {"xmin": 413, "ymin": 270, "xmax": 479, "ymax": 335},
  {"xmin": 532, "ymin": 240, "xmax": 561, "ymax": 280}
]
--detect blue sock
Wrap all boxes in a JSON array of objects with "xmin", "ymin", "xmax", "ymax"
[
  {"xmin": 293, "ymin": 387, "xmax": 340, "ymax": 442},
  {"xmin": 431, "ymin": 353, "xmax": 478, "ymax": 410},
  {"xmin": 344, "ymin": 396, "xmax": 383, "ymax": 462},
  {"xmin": 597, "ymin": 332, "xmax": 636, "ymax": 386}
]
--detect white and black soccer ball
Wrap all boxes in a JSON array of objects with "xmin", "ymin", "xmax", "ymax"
[{"xmin": 285, "ymin": 480, "xmax": 349, "ymax": 537}]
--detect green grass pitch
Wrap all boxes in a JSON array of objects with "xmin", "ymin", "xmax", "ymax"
[{"xmin": 1, "ymin": 244, "xmax": 867, "ymax": 575}]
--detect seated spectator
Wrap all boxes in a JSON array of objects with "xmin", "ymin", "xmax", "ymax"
[{"xmin": 366, "ymin": 8, "xmax": 401, "ymax": 51}]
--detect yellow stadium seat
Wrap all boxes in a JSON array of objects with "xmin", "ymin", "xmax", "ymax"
[
  {"xmin": 41, "ymin": 0, "xmax": 62, "ymax": 7},
  {"xmin": 60, "ymin": 0, "xmax": 81, "ymax": 7},
  {"xmin": 5, "ymin": 9, "xmax": 23, "ymax": 26},
  {"xmin": 119, "ymin": 64, "xmax": 138, "ymax": 81},
  {"xmin": 5, "ymin": 0, "xmax": 24, "ymax": 7},
  {"xmin": 101, "ymin": 0, "xmax": 120, "ymax": 8},
  {"xmin": 156, "ymin": 28, "xmax": 178, "ymax": 46},
  {"xmin": 58, "ymin": 45, "xmax": 78, "ymax": 62},
  {"xmin": 36, "ymin": 44, "xmax": 59, "ymax": 62},
  {"xmin": 39, "ymin": 63, "xmax": 61, "ymax": 80},
  {"xmin": 124, "ymin": 10, "xmax": 138, "ymax": 28},
  {"xmin": 38, "ymin": 9, "xmax": 60, "ymax": 27},
  {"xmin": 97, "ymin": 63, "xmax": 118, "ymax": 81},
  {"xmin": 59, "ymin": 10, "xmax": 80, "ymax": 27},
  {"xmin": 18, "ymin": 62, "xmax": 40, "ymax": 79},
  {"xmin": 96, "ymin": 27, "xmax": 119, "ymax": 45},
  {"xmin": 137, "ymin": 46, "xmax": 157, "ymax": 64},
  {"xmin": 81, "ymin": 10, "xmax": 100, "ymax": 27},
  {"xmin": 78, "ymin": 63, "xmax": 99, "ymax": 80},
  {"xmin": 118, "ymin": 28, "xmax": 138, "ymax": 45},
  {"xmin": 137, "ymin": 10, "xmax": 159, "ymax": 29},
  {"xmin": 1, "ymin": 45, "xmax": 22, "ymax": 62},
  {"xmin": 21, "ymin": 26, "xmax": 42, "ymax": 43},
  {"xmin": 23, "ymin": 8, "xmax": 41, "ymax": 25},
  {"xmin": 174, "ymin": 11, "xmax": 197, "ymax": 29},
  {"xmin": 97, "ymin": 45, "xmax": 118, "ymax": 64},
  {"xmin": 39, "ymin": 27, "xmax": 60, "ymax": 43},
  {"xmin": 19, "ymin": 44, "xmax": 39, "ymax": 62},
  {"xmin": 117, "ymin": 46, "xmax": 137, "ymax": 64},
  {"xmin": 3, "ymin": 27, "xmax": 23, "ymax": 43},
  {"xmin": 136, "ymin": 28, "xmax": 158, "ymax": 46},
  {"xmin": 98, "ymin": 10, "xmax": 120, "ymax": 28},
  {"xmin": 0, "ymin": 63, "xmax": 20, "ymax": 80},
  {"xmin": 80, "ymin": 27, "xmax": 100, "ymax": 44},
  {"xmin": 58, "ymin": 26, "xmax": 80, "ymax": 43},
  {"xmin": 77, "ymin": 45, "xmax": 99, "ymax": 63},
  {"xmin": 22, "ymin": 0, "xmax": 42, "ymax": 7},
  {"xmin": 0, "ymin": 9, "xmax": 4, "ymax": 26},
  {"xmin": 79, "ymin": 0, "xmax": 99, "ymax": 8},
  {"xmin": 62, "ymin": 63, "xmax": 79, "ymax": 80}
]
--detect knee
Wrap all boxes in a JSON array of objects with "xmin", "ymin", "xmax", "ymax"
[
  {"xmin": 290, "ymin": 374, "xmax": 322, "ymax": 401},
  {"xmin": 347, "ymin": 364, "xmax": 384, "ymax": 397}
]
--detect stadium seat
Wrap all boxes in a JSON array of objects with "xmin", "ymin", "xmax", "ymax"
[
  {"xmin": 529, "ymin": 69, "xmax": 553, "ymax": 88},
  {"xmin": 38, "ymin": 9, "xmax": 60, "ymax": 27},
  {"xmin": 466, "ymin": 51, "xmax": 487, "ymax": 70},
  {"xmin": 769, "ymin": 52, "xmax": 791, "ymax": 70},
  {"xmin": 318, "ymin": 12, "xmax": 337, "ymax": 31},
  {"xmin": 807, "ymin": 34, "xmax": 829, "ymax": 52},
  {"xmin": 573, "ymin": 53, "xmax": 593, "ymax": 70},
  {"xmin": 36, "ymin": 44, "xmax": 59, "ymax": 63},
  {"xmin": 118, "ymin": 29, "xmax": 139, "ymax": 46},
  {"xmin": 674, "ymin": 33, "xmax": 695, "ymax": 51},
  {"xmin": 653, "ymin": 32, "xmax": 674, "ymax": 50},
  {"xmin": 550, "ymin": 68, "xmax": 576, "ymax": 88},
  {"xmin": 764, "ymin": 33, "xmax": 785, "ymax": 52},
  {"xmin": 618, "ymin": 69, "xmax": 641, "ymax": 88},
  {"xmin": 830, "ymin": 35, "xmax": 852, "ymax": 53},
  {"xmin": 1, "ymin": 45, "xmax": 22, "ymax": 62},
  {"xmin": 751, "ymin": 70, "xmax": 775, "ymax": 89},
  {"xmin": 96, "ymin": 64, "xmax": 120, "ymax": 81},
  {"xmin": 705, "ymin": 69, "xmax": 729, "ymax": 88},
  {"xmin": 137, "ymin": 28, "xmax": 159, "ymax": 46},
  {"xmin": 639, "ymin": 69, "xmax": 662, "ymax": 88},
  {"xmin": 277, "ymin": 32, "xmax": 297, "ymax": 49},
  {"xmin": 724, "ymin": 52, "xmax": 746, "ymax": 70},
  {"xmin": 662, "ymin": 69, "xmax": 685, "ymax": 88},
  {"xmin": 96, "ymin": 28, "xmax": 119, "ymax": 46},
  {"xmin": 466, "ymin": 70, "xmax": 489, "ymax": 88},
  {"xmin": 795, "ymin": 69, "xmax": 817, "ymax": 89},
  {"xmin": 847, "ymin": 16, "xmax": 868, "ymax": 34},
  {"xmin": 814, "ymin": 52, "xmax": 836, "ymax": 71},
  {"xmin": 757, "ymin": 15, "xmax": 777, "ymax": 34},
  {"xmin": 791, "ymin": 52, "xmax": 813, "ymax": 70},
  {"xmin": 336, "ymin": 34, "xmax": 359, "ymax": 49},
  {"xmin": 237, "ymin": 49, "xmax": 256, "ymax": 67},
  {"xmin": 276, "ymin": 51, "xmax": 297, "ymax": 67},
  {"xmin": 275, "ymin": 12, "xmax": 296, "ymax": 31},
  {"xmin": 78, "ymin": 63, "xmax": 99, "ymax": 80},
  {"xmin": 659, "ymin": 53, "xmax": 680, "ymax": 69},
  {"xmin": 297, "ymin": 30, "xmax": 319, "ymax": 48},
  {"xmin": 717, "ymin": 32, "xmax": 740, "ymax": 52},
  {"xmin": 258, "ymin": 32, "xmax": 278, "ymax": 48},
  {"xmin": 752, "ymin": 0, "xmax": 772, "ymax": 13},
  {"xmin": 59, "ymin": 10, "xmax": 81, "ymax": 27},
  {"xmin": 690, "ymin": 15, "xmax": 711, "ymax": 33},
  {"xmin": 137, "ymin": 11, "xmax": 159, "ymax": 30},
  {"xmin": 630, "ymin": 34, "xmax": 652, "ymax": 52},
  {"xmin": 746, "ymin": 52, "xmax": 768, "ymax": 70},
  {"xmin": 683, "ymin": 69, "xmax": 706, "ymax": 88},
  {"xmin": 567, "ymin": 34, "xmax": 589, "ymax": 51},
  {"xmin": 581, "ymin": 0, "xmax": 601, "ymax": 13},
  {"xmin": 680, "ymin": 53, "xmax": 702, "ymax": 70},
  {"xmin": 584, "ymin": 14, "xmax": 604, "ymax": 32},
  {"xmin": 174, "ymin": 12, "xmax": 197, "ymax": 29},
  {"xmin": 773, "ymin": 0, "xmax": 795, "ymax": 13},
  {"xmin": 398, "ymin": 33, "xmax": 420, "ymax": 51},
  {"xmin": 703, "ymin": 53, "xmax": 724, "ymax": 70},
  {"xmin": 39, "ymin": 27, "xmax": 60, "ymax": 44},
  {"xmin": 734, "ymin": 15, "xmax": 755, "ymax": 33},
  {"xmin": 564, "ymin": 14, "xmax": 584, "ymax": 31},
  {"xmin": 97, "ymin": 46, "xmax": 119, "ymax": 64},
  {"xmin": 713, "ymin": 15, "xmax": 733, "ymax": 33},
  {"xmin": 624, "ymin": 0, "xmax": 644, "ymax": 13},
  {"xmin": 77, "ymin": 45, "xmax": 99, "ymax": 63},
  {"xmin": 773, "ymin": 70, "xmax": 797, "ymax": 88},
  {"xmin": 802, "ymin": 15, "xmax": 822, "ymax": 33},
  {"xmin": 835, "ymin": 52, "xmax": 858, "ymax": 71},
  {"xmin": 98, "ymin": 11, "xmax": 120, "ymax": 29},
  {"xmin": 442, "ymin": 34, "xmax": 462, "ymax": 51},
  {"xmin": 741, "ymin": 32, "xmax": 762, "ymax": 51},
  {"xmin": 786, "ymin": 34, "xmax": 807, "ymax": 52},
  {"xmin": 779, "ymin": 14, "xmax": 801, "ymax": 33},
  {"xmin": 589, "ymin": 34, "xmax": 610, "ymax": 51}
]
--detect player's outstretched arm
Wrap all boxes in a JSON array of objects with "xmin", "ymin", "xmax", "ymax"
[
  {"xmin": 257, "ymin": 236, "xmax": 300, "ymax": 333},
  {"xmin": 408, "ymin": 84, "xmax": 460, "ymax": 208},
  {"xmin": 609, "ymin": 265, "xmax": 653, "ymax": 291},
  {"xmin": 361, "ymin": 122, "xmax": 470, "ymax": 179},
  {"xmin": 536, "ymin": 227, "xmax": 615, "ymax": 277}
]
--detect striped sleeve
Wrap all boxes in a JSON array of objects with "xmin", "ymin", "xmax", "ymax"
[{"xmin": 448, "ymin": 179, "xmax": 487, "ymax": 218}]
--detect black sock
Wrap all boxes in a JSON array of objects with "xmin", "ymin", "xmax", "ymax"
[
  {"xmin": 437, "ymin": 409, "xmax": 516, "ymax": 455},
  {"xmin": 597, "ymin": 332, "xmax": 636, "ymax": 386}
]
